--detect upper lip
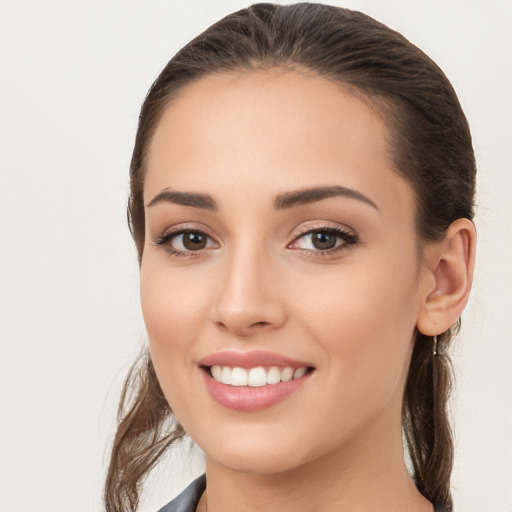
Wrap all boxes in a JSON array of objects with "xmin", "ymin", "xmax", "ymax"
[{"xmin": 198, "ymin": 350, "xmax": 313, "ymax": 369}]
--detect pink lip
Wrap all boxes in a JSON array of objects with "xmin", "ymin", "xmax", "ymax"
[
  {"xmin": 198, "ymin": 350, "xmax": 314, "ymax": 412},
  {"xmin": 198, "ymin": 350, "xmax": 312, "ymax": 369},
  {"xmin": 201, "ymin": 371, "xmax": 311, "ymax": 412}
]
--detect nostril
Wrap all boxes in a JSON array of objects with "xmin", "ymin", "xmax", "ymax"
[
  {"xmin": 214, "ymin": 320, "xmax": 270, "ymax": 334},
  {"xmin": 250, "ymin": 321, "xmax": 270, "ymax": 328}
]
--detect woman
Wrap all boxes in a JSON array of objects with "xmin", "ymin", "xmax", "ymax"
[{"xmin": 105, "ymin": 4, "xmax": 476, "ymax": 511}]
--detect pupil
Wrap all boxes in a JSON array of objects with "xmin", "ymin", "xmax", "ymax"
[
  {"xmin": 183, "ymin": 232, "xmax": 207, "ymax": 250},
  {"xmin": 312, "ymin": 232, "xmax": 336, "ymax": 250}
]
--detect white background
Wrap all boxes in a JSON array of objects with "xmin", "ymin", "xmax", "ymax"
[{"xmin": 1, "ymin": 1, "xmax": 511, "ymax": 511}]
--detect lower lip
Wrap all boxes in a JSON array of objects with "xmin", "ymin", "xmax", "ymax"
[{"xmin": 201, "ymin": 369, "xmax": 311, "ymax": 412}]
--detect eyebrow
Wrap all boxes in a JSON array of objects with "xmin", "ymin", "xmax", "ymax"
[
  {"xmin": 146, "ymin": 185, "xmax": 379, "ymax": 212},
  {"xmin": 274, "ymin": 185, "xmax": 380, "ymax": 211},
  {"xmin": 146, "ymin": 189, "xmax": 218, "ymax": 210}
]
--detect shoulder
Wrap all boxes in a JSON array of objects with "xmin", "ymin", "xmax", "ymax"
[{"xmin": 157, "ymin": 474, "xmax": 206, "ymax": 512}]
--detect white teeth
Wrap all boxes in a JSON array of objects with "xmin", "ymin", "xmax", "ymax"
[
  {"xmin": 293, "ymin": 367, "xmax": 307, "ymax": 379},
  {"xmin": 211, "ymin": 365, "xmax": 223, "ymax": 381},
  {"xmin": 221, "ymin": 366, "xmax": 232, "ymax": 385},
  {"xmin": 209, "ymin": 365, "xmax": 309, "ymax": 386},
  {"xmin": 231, "ymin": 367, "xmax": 248, "ymax": 386},
  {"xmin": 280, "ymin": 367, "xmax": 294, "ymax": 382},
  {"xmin": 266, "ymin": 366, "xmax": 281, "ymax": 385},
  {"xmin": 248, "ymin": 367, "xmax": 267, "ymax": 387}
]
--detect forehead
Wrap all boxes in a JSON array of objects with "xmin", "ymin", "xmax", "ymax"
[{"xmin": 144, "ymin": 69, "xmax": 413, "ymax": 217}]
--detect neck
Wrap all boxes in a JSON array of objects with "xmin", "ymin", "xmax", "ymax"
[{"xmin": 202, "ymin": 405, "xmax": 433, "ymax": 512}]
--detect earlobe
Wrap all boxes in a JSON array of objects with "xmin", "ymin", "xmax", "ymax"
[{"xmin": 416, "ymin": 218, "xmax": 476, "ymax": 336}]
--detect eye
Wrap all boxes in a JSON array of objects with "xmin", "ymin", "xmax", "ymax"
[
  {"xmin": 289, "ymin": 226, "xmax": 358, "ymax": 254},
  {"xmin": 172, "ymin": 231, "xmax": 212, "ymax": 251},
  {"xmin": 154, "ymin": 229, "xmax": 218, "ymax": 255},
  {"xmin": 300, "ymin": 231, "xmax": 339, "ymax": 250}
]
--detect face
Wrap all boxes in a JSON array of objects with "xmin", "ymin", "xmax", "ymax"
[{"xmin": 140, "ymin": 69, "xmax": 429, "ymax": 475}]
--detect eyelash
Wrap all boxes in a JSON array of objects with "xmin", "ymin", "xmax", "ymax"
[
  {"xmin": 153, "ymin": 224, "xmax": 359, "ymax": 258},
  {"xmin": 153, "ymin": 226, "xmax": 217, "ymax": 258},
  {"xmin": 288, "ymin": 225, "xmax": 359, "ymax": 257}
]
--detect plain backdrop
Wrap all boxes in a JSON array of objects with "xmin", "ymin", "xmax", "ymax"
[{"xmin": 1, "ymin": 1, "xmax": 511, "ymax": 511}]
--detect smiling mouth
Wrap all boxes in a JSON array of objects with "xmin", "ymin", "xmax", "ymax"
[{"xmin": 204, "ymin": 365, "xmax": 314, "ymax": 387}]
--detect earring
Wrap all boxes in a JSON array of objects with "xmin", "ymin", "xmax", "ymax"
[{"xmin": 433, "ymin": 335, "xmax": 439, "ymax": 356}]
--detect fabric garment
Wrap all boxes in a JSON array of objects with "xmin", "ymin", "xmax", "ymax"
[
  {"xmin": 157, "ymin": 473, "xmax": 451, "ymax": 512},
  {"xmin": 158, "ymin": 474, "xmax": 206, "ymax": 512}
]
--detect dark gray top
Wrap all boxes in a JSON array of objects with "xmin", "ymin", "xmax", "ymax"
[
  {"xmin": 157, "ymin": 475, "xmax": 206, "ymax": 512},
  {"xmin": 157, "ymin": 474, "xmax": 450, "ymax": 512}
]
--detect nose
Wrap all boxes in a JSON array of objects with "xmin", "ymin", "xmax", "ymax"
[{"xmin": 212, "ymin": 244, "xmax": 287, "ymax": 338}]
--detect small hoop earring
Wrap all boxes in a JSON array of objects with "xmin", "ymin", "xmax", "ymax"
[{"xmin": 433, "ymin": 335, "xmax": 439, "ymax": 356}]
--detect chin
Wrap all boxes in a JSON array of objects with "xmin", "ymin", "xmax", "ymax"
[
  {"xmin": 194, "ymin": 422, "xmax": 328, "ymax": 476},
  {"xmin": 208, "ymin": 445, "xmax": 306, "ymax": 475}
]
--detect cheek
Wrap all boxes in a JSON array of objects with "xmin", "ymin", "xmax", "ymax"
[
  {"xmin": 293, "ymin": 252, "xmax": 419, "ymax": 339},
  {"xmin": 139, "ymin": 263, "xmax": 212, "ymax": 423},
  {"xmin": 290, "ymin": 250, "xmax": 420, "ymax": 409},
  {"xmin": 139, "ymin": 263, "xmax": 209, "ymax": 384},
  {"xmin": 140, "ymin": 261, "xmax": 209, "ymax": 345}
]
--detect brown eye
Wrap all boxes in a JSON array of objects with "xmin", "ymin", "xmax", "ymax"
[
  {"xmin": 289, "ymin": 226, "xmax": 358, "ymax": 255},
  {"xmin": 157, "ymin": 229, "xmax": 217, "ymax": 254},
  {"xmin": 311, "ymin": 231, "xmax": 337, "ymax": 250},
  {"xmin": 154, "ymin": 227, "xmax": 219, "ymax": 256},
  {"xmin": 181, "ymin": 231, "xmax": 207, "ymax": 250}
]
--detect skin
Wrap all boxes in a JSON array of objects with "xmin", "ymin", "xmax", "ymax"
[{"xmin": 140, "ymin": 69, "xmax": 475, "ymax": 512}]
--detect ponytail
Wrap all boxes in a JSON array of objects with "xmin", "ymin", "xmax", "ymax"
[
  {"xmin": 403, "ymin": 329, "xmax": 457, "ymax": 510},
  {"xmin": 104, "ymin": 350, "xmax": 180, "ymax": 512}
]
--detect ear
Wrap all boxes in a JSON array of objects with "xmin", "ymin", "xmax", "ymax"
[{"xmin": 416, "ymin": 218, "xmax": 477, "ymax": 336}]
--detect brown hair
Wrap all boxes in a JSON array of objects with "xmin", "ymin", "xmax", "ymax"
[{"xmin": 104, "ymin": 4, "xmax": 476, "ymax": 511}]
